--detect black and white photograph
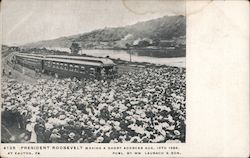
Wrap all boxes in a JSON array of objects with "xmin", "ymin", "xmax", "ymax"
[{"xmin": 1, "ymin": 0, "xmax": 186, "ymax": 144}]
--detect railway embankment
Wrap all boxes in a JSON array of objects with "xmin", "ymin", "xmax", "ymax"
[{"xmin": 2, "ymin": 51, "xmax": 185, "ymax": 83}]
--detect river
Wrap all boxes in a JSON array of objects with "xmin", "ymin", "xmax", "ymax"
[{"xmin": 46, "ymin": 48, "xmax": 186, "ymax": 68}]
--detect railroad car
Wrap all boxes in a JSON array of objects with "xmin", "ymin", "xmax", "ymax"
[
  {"xmin": 14, "ymin": 53, "xmax": 117, "ymax": 79},
  {"xmin": 45, "ymin": 54, "xmax": 117, "ymax": 77},
  {"xmin": 15, "ymin": 54, "xmax": 43, "ymax": 71}
]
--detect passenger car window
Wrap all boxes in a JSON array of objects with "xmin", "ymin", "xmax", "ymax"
[
  {"xmin": 69, "ymin": 64, "xmax": 74, "ymax": 71},
  {"xmin": 80, "ymin": 66, "xmax": 85, "ymax": 74},
  {"xmin": 74, "ymin": 65, "xmax": 79, "ymax": 72},
  {"xmin": 64, "ymin": 64, "xmax": 68, "ymax": 70},
  {"xmin": 90, "ymin": 68, "xmax": 95, "ymax": 75},
  {"xmin": 60, "ymin": 63, "xmax": 64, "ymax": 69}
]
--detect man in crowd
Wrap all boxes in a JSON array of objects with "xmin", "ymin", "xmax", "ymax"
[{"xmin": 1, "ymin": 66, "xmax": 186, "ymax": 143}]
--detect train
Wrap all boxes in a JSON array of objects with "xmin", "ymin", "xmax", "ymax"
[{"xmin": 13, "ymin": 53, "xmax": 117, "ymax": 79}]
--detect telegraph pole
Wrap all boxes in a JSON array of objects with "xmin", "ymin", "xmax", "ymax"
[
  {"xmin": 126, "ymin": 43, "xmax": 132, "ymax": 62},
  {"xmin": 129, "ymin": 49, "xmax": 131, "ymax": 62}
]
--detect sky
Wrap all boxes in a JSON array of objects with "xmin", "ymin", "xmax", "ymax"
[{"xmin": 1, "ymin": 0, "xmax": 185, "ymax": 46}]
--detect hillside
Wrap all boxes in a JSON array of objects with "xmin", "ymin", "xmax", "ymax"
[{"xmin": 22, "ymin": 15, "xmax": 186, "ymax": 49}]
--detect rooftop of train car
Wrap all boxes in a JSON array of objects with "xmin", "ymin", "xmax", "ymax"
[
  {"xmin": 44, "ymin": 58, "xmax": 103, "ymax": 67},
  {"xmin": 47, "ymin": 55, "xmax": 115, "ymax": 66},
  {"xmin": 15, "ymin": 53, "xmax": 44, "ymax": 60},
  {"xmin": 15, "ymin": 53, "xmax": 105, "ymax": 67},
  {"xmin": 16, "ymin": 53, "xmax": 115, "ymax": 66}
]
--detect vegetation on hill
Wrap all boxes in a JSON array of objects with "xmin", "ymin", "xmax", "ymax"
[{"xmin": 22, "ymin": 15, "xmax": 186, "ymax": 50}]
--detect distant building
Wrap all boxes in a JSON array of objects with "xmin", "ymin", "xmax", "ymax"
[
  {"xmin": 159, "ymin": 39, "xmax": 175, "ymax": 47},
  {"xmin": 133, "ymin": 38, "xmax": 152, "ymax": 47},
  {"xmin": 70, "ymin": 42, "xmax": 81, "ymax": 55},
  {"xmin": 8, "ymin": 46, "xmax": 20, "ymax": 52}
]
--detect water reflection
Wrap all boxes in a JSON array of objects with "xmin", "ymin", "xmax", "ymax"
[
  {"xmin": 129, "ymin": 49, "xmax": 186, "ymax": 58},
  {"xmin": 80, "ymin": 49, "xmax": 186, "ymax": 67}
]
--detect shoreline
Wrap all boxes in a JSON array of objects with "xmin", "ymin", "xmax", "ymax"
[{"xmin": 3, "ymin": 48, "xmax": 186, "ymax": 68}]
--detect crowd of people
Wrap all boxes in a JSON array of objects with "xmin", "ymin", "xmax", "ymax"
[{"xmin": 1, "ymin": 66, "xmax": 186, "ymax": 143}]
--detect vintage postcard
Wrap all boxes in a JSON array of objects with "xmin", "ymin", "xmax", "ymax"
[{"xmin": 0, "ymin": 0, "xmax": 249, "ymax": 158}]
